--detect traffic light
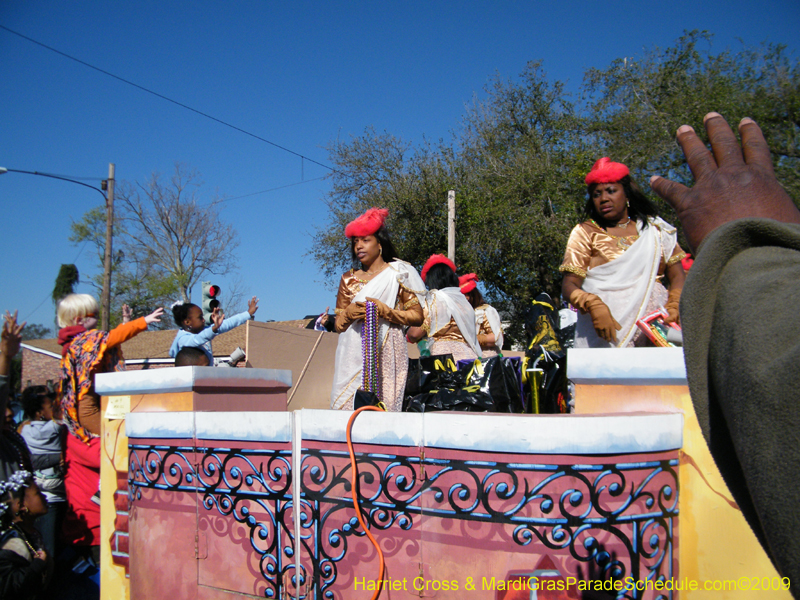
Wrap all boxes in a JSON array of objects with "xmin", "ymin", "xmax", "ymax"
[{"xmin": 202, "ymin": 282, "xmax": 221, "ymax": 325}]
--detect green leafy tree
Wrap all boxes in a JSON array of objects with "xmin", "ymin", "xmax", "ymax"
[
  {"xmin": 52, "ymin": 264, "xmax": 79, "ymax": 305},
  {"xmin": 454, "ymin": 61, "xmax": 593, "ymax": 333},
  {"xmin": 583, "ymin": 30, "xmax": 800, "ymax": 217},
  {"xmin": 51, "ymin": 264, "xmax": 80, "ymax": 329},
  {"xmin": 313, "ymin": 33, "xmax": 800, "ymax": 340},
  {"xmin": 21, "ymin": 324, "xmax": 53, "ymax": 340},
  {"xmin": 311, "ymin": 63, "xmax": 590, "ymax": 342},
  {"xmin": 311, "ymin": 129, "xmax": 461, "ymax": 279}
]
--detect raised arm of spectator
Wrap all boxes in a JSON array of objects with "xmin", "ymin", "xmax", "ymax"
[
  {"xmin": 649, "ymin": 111, "xmax": 800, "ymax": 584},
  {"xmin": 0, "ymin": 311, "xmax": 25, "ymax": 417},
  {"xmin": 107, "ymin": 307, "xmax": 164, "ymax": 348}
]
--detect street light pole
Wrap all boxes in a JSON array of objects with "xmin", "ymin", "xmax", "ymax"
[
  {"xmin": 101, "ymin": 164, "xmax": 115, "ymax": 331},
  {"xmin": 0, "ymin": 164, "xmax": 114, "ymax": 330}
]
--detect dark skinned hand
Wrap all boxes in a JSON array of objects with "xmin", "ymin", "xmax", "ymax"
[
  {"xmin": 334, "ymin": 301, "xmax": 367, "ymax": 332},
  {"xmin": 1, "ymin": 311, "xmax": 25, "ymax": 361},
  {"xmin": 649, "ymin": 112, "xmax": 800, "ymax": 254},
  {"xmin": 1, "ymin": 311, "xmax": 25, "ymax": 382},
  {"xmin": 210, "ymin": 307, "xmax": 224, "ymax": 332}
]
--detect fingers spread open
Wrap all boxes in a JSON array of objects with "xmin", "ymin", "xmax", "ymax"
[
  {"xmin": 739, "ymin": 118, "xmax": 775, "ymax": 174},
  {"xmin": 649, "ymin": 175, "xmax": 689, "ymax": 212},
  {"xmin": 676, "ymin": 124, "xmax": 717, "ymax": 180},
  {"xmin": 704, "ymin": 113, "xmax": 744, "ymax": 168}
]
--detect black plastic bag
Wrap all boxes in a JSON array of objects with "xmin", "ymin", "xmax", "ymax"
[
  {"xmin": 404, "ymin": 385, "xmax": 495, "ymax": 413},
  {"xmin": 354, "ymin": 389, "xmax": 383, "ymax": 409},
  {"xmin": 522, "ymin": 293, "xmax": 569, "ymax": 414},
  {"xmin": 461, "ymin": 356, "xmax": 524, "ymax": 413},
  {"xmin": 404, "ymin": 354, "xmax": 496, "ymax": 412},
  {"xmin": 404, "ymin": 354, "xmax": 457, "ymax": 400}
]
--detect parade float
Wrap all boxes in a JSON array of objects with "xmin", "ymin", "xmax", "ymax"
[{"xmin": 93, "ymin": 322, "xmax": 788, "ymax": 599}]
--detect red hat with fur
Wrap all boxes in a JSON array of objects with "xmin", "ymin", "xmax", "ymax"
[
  {"xmin": 584, "ymin": 157, "xmax": 630, "ymax": 185},
  {"xmin": 345, "ymin": 207, "xmax": 389, "ymax": 238},
  {"xmin": 421, "ymin": 254, "xmax": 456, "ymax": 283},
  {"xmin": 459, "ymin": 273, "xmax": 478, "ymax": 294}
]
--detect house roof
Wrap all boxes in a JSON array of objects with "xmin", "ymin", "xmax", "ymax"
[
  {"xmin": 23, "ymin": 324, "xmax": 248, "ymax": 360},
  {"xmin": 22, "ymin": 338, "xmax": 61, "ymax": 357},
  {"xmin": 272, "ymin": 318, "xmax": 315, "ymax": 329},
  {"xmin": 22, "ymin": 317, "xmax": 322, "ymax": 361}
]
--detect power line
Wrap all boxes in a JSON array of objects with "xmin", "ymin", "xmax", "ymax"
[
  {"xmin": 0, "ymin": 25, "xmax": 336, "ymax": 173},
  {"xmin": 7, "ymin": 166, "xmax": 328, "ymax": 209},
  {"xmin": 218, "ymin": 176, "xmax": 328, "ymax": 204}
]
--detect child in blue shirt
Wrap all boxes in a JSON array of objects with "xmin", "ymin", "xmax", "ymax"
[
  {"xmin": 169, "ymin": 297, "xmax": 258, "ymax": 365},
  {"xmin": 18, "ymin": 387, "xmax": 65, "ymax": 559}
]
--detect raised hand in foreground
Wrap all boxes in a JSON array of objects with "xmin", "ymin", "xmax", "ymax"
[{"xmin": 649, "ymin": 112, "xmax": 800, "ymax": 253}]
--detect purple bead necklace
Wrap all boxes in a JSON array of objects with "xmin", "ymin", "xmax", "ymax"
[{"xmin": 361, "ymin": 300, "xmax": 381, "ymax": 398}]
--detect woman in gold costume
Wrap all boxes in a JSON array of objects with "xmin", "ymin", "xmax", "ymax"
[
  {"xmin": 560, "ymin": 158, "xmax": 687, "ymax": 347},
  {"xmin": 329, "ymin": 208, "xmax": 426, "ymax": 410}
]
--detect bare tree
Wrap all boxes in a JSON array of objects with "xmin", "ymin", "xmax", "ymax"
[
  {"xmin": 220, "ymin": 273, "xmax": 250, "ymax": 316},
  {"xmin": 70, "ymin": 163, "xmax": 242, "ymax": 327},
  {"xmin": 116, "ymin": 163, "xmax": 240, "ymax": 303}
]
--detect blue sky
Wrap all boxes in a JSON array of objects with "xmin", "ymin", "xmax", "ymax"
[{"xmin": 2, "ymin": 0, "xmax": 799, "ymax": 331}]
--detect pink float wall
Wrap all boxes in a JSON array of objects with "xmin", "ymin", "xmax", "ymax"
[{"xmin": 128, "ymin": 422, "xmax": 679, "ymax": 600}]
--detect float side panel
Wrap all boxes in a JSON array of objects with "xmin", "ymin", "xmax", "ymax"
[{"xmin": 574, "ymin": 382, "xmax": 788, "ymax": 598}]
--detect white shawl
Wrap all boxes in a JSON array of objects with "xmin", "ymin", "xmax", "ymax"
[
  {"xmin": 427, "ymin": 287, "xmax": 482, "ymax": 358},
  {"xmin": 476, "ymin": 304, "xmax": 504, "ymax": 351},
  {"xmin": 330, "ymin": 260, "xmax": 426, "ymax": 410},
  {"xmin": 575, "ymin": 217, "xmax": 677, "ymax": 348}
]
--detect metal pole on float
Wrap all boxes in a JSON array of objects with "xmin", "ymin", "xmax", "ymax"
[{"xmin": 447, "ymin": 190, "xmax": 456, "ymax": 262}]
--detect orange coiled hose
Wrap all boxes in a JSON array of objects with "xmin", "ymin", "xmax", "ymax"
[{"xmin": 346, "ymin": 405, "xmax": 386, "ymax": 600}]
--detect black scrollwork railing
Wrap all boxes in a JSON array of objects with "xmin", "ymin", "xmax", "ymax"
[
  {"xmin": 129, "ymin": 445, "xmax": 294, "ymax": 598},
  {"xmin": 129, "ymin": 444, "xmax": 678, "ymax": 600}
]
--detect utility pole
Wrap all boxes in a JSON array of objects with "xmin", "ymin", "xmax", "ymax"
[
  {"xmin": 101, "ymin": 163, "xmax": 115, "ymax": 331},
  {"xmin": 447, "ymin": 190, "xmax": 456, "ymax": 263}
]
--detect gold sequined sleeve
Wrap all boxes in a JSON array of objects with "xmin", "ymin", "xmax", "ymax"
[
  {"xmin": 421, "ymin": 304, "xmax": 431, "ymax": 335},
  {"xmin": 396, "ymin": 284, "xmax": 420, "ymax": 310},
  {"xmin": 334, "ymin": 272, "xmax": 354, "ymax": 315},
  {"xmin": 334, "ymin": 271, "xmax": 367, "ymax": 332},
  {"xmin": 559, "ymin": 223, "xmax": 592, "ymax": 278},
  {"xmin": 478, "ymin": 318, "xmax": 493, "ymax": 337},
  {"xmin": 667, "ymin": 242, "xmax": 688, "ymax": 267}
]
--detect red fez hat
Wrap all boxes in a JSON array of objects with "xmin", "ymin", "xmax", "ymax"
[
  {"xmin": 585, "ymin": 157, "xmax": 630, "ymax": 185},
  {"xmin": 421, "ymin": 254, "xmax": 456, "ymax": 282},
  {"xmin": 344, "ymin": 207, "xmax": 389, "ymax": 238},
  {"xmin": 459, "ymin": 273, "xmax": 478, "ymax": 294}
]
